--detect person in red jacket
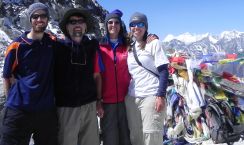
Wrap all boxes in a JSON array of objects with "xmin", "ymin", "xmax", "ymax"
[
  {"xmin": 96, "ymin": 10, "xmax": 132, "ymax": 145},
  {"xmin": 96, "ymin": 10, "xmax": 159, "ymax": 145}
]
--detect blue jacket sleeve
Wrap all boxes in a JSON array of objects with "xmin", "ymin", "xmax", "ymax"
[
  {"xmin": 3, "ymin": 49, "xmax": 16, "ymax": 78},
  {"xmin": 156, "ymin": 64, "xmax": 169, "ymax": 97}
]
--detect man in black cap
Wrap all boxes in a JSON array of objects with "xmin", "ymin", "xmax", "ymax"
[
  {"xmin": 54, "ymin": 8, "xmax": 102, "ymax": 145},
  {"xmin": 0, "ymin": 2, "xmax": 58, "ymax": 145}
]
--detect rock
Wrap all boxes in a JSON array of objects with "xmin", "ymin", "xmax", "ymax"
[{"xmin": 0, "ymin": 0, "xmax": 108, "ymax": 40}]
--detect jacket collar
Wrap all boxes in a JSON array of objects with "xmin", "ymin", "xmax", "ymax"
[
  {"xmin": 63, "ymin": 35, "xmax": 89, "ymax": 46},
  {"xmin": 20, "ymin": 31, "xmax": 50, "ymax": 45},
  {"xmin": 100, "ymin": 35, "xmax": 123, "ymax": 46}
]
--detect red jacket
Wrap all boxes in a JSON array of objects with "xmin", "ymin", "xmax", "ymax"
[{"xmin": 96, "ymin": 42, "xmax": 131, "ymax": 103}]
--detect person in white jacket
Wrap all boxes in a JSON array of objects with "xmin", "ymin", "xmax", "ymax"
[{"xmin": 125, "ymin": 12, "xmax": 169, "ymax": 145}]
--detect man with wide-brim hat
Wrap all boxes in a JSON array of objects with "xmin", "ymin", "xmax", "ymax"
[
  {"xmin": 54, "ymin": 8, "xmax": 102, "ymax": 145},
  {"xmin": 59, "ymin": 8, "xmax": 94, "ymax": 38}
]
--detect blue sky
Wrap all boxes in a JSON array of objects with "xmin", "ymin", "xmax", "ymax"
[{"xmin": 98, "ymin": 0, "xmax": 244, "ymax": 39}]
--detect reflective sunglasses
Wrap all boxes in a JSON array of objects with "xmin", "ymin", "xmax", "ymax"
[
  {"xmin": 31, "ymin": 13, "xmax": 48, "ymax": 19},
  {"xmin": 68, "ymin": 19, "xmax": 86, "ymax": 25},
  {"xmin": 107, "ymin": 20, "xmax": 120, "ymax": 25},
  {"xmin": 129, "ymin": 22, "xmax": 145, "ymax": 28}
]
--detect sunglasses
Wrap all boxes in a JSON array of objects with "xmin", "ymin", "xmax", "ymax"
[
  {"xmin": 107, "ymin": 21, "xmax": 120, "ymax": 25},
  {"xmin": 129, "ymin": 22, "xmax": 145, "ymax": 28},
  {"xmin": 68, "ymin": 19, "xmax": 86, "ymax": 25},
  {"xmin": 31, "ymin": 13, "xmax": 48, "ymax": 19}
]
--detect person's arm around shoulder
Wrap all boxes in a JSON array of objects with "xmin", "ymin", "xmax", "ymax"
[{"xmin": 146, "ymin": 33, "xmax": 159, "ymax": 43}]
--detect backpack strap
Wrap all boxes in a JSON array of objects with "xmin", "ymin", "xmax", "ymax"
[{"xmin": 132, "ymin": 44, "xmax": 159, "ymax": 78}]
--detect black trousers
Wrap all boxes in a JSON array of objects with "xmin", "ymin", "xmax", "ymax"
[
  {"xmin": 0, "ymin": 108, "xmax": 4, "ymax": 140},
  {"xmin": 101, "ymin": 102, "xmax": 132, "ymax": 145},
  {"xmin": 0, "ymin": 107, "xmax": 58, "ymax": 145}
]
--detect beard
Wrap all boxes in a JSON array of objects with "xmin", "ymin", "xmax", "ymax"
[
  {"xmin": 32, "ymin": 23, "xmax": 47, "ymax": 33},
  {"xmin": 69, "ymin": 26, "xmax": 86, "ymax": 38},
  {"xmin": 71, "ymin": 31, "xmax": 84, "ymax": 37}
]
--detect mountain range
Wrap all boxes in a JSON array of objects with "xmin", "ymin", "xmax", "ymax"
[
  {"xmin": 162, "ymin": 31, "xmax": 244, "ymax": 58},
  {"xmin": 1, "ymin": 0, "xmax": 244, "ymax": 57}
]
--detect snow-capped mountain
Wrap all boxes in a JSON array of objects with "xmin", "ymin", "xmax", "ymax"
[
  {"xmin": 220, "ymin": 30, "xmax": 243, "ymax": 40},
  {"xmin": 163, "ymin": 31, "xmax": 244, "ymax": 58},
  {"xmin": 163, "ymin": 31, "xmax": 244, "ymax": 44},
  {"xmin": 163, "ymin": 32, "xmax": 218, "ymax": 44}
]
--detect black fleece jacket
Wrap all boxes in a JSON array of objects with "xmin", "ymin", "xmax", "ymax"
[{"xmin": 54, "ymin": 36, "xmax": 99, "ymax": 107}]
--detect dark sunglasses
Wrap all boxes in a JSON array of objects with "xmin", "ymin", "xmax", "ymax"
[
  {"xmin": 107, "ymin": 21, "xmax": 120, "ymax": 25},
  {"xmin": 129, "ymin": 22, "xmax": 145, "ymax": 28},
  {"xmin": 31, "ymin": 14, "xmax": 48, "ymax": 19},
  {"xmin": 68, "ymin": 19, "xmax": 86, "ymax": 25}
]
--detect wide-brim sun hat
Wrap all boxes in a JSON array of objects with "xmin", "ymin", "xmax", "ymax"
[{"xmin": 59, "ymin": 8, "xmax": 94, "ymax": 37}]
